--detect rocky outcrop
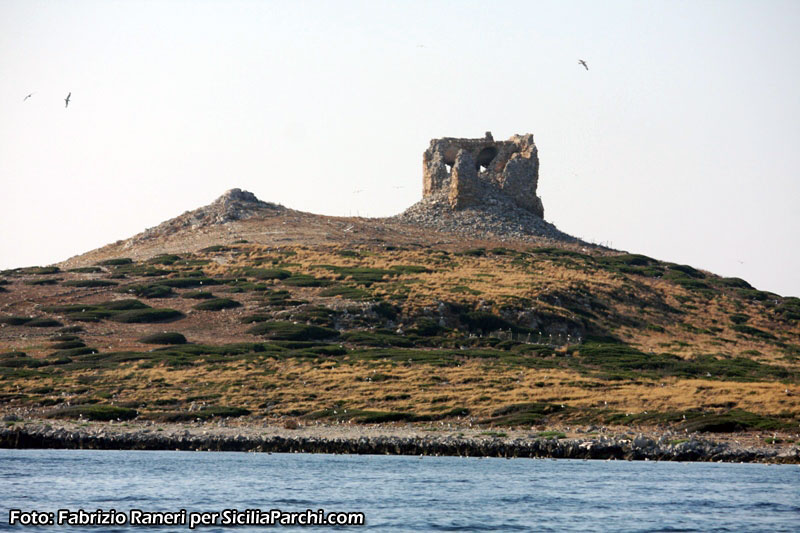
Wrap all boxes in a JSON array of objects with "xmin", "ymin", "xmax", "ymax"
[
  {"xmin": 129, "ymin": 189, "xmax": 283, "ymax": 244},
  {"xmin": 422, "ymin": 132, "xmax": 543, "ymax": 217}
]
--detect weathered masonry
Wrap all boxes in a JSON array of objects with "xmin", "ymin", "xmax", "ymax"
[{"xmin": 422, "ymin": 132, "xmax": 543, "ymax": 217}]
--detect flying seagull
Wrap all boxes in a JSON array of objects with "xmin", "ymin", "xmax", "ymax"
[
  {"xmin": 23, "ymin": 93, "xmax": 34, "ymax": 101},
  {"xmin": 64, "ymin": 92, "xmax": 71, "ymax": 108},
  {"xmin": 578, "ymin": 59, "xmax": 589, "ymax": 70}
]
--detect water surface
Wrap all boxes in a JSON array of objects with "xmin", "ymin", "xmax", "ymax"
[{"xmin": 1, "ymin": 449, "xmax": 798, "ymax": 531}]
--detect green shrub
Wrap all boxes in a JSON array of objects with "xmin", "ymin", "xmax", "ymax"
[
  {"xmin": 26, "ymin": 318, "xmax": 63, "ymax": 328},
  {"xmin": 139, "ymin": 332, "xmax": 187, "ymax": 345},
  {"xmin": 57, "ymin": 325, "xmax": 84, "ymax": 334},
  {"xmin": 68, "ymin": 267, "xmax": 103, "ymax": 273},
  {"xmin": 51, "ymin": 340, "xmax": 86, "ymax": 350},
  {"xmin": 459, "ymin": 248, "xmax": 486, "ymax": 257},
  {"xmin": 193, "ymin": 298, "xmax": 241, "ymax": 311},
  {"xmin": 51, "ymin": 347, "xmax": 97, "ymax": 357},
  {"xmin": 664, "ymin": 273, "xmax": 713, "ymax": 291},
  {"xmin": 290, "ymin": 306, "xmax": 339, "ymax": 326},
  {"xmin": 595, "ymin": 254, "xmax": 665, "ymax": 277},
  {"xmin": 0, "ymin": 356, "xmax": 47, "ymax": 368},
  {"xmin": 340, "ymin": 331, "xmax": 413, "ymax": 347},
  {"xmin": 319, "ymin": 286, "xmax": 370, "ymax": 300},
  {"xmin": 241, "ymin": 314, "xmax": 271, "ymax": 324},
  {"xmin": 97, "ymin": 258, "xmax": 133, "ymax": 266},
  {"xmin": 110, "ymin": 264, "xmax": 169, "ymax": 277},
  {"xmin": 118, "ymin": 284, "xmax": 174, "ymax": 298},
  {"xmin": 101, "ymin": 299, "xmax": 150, "ymax": 311},
  {"xmin": 183, "ymin": 291, "xmax": 215, "ymax": 299},
  {"xmin": 24, "ymin": 278, "xmax": 60, "ymax": 286},
  {"xmin": 718, "ymin": 277, "xmax": 752, "ymax": 289},
  {"xmin": 444, "ymin": 407, "xmax": 470, "ymax": 417},
  {"xmin": 46, "ymin": 404, "xmax": 138, "ymax": 421},
  {"xmin": 729, "ymin": 313, "xmax": 749, "ymax": 324},
  {"xmin": 486, "ymin": 402, "xmax": 567, "ymax": 426},
  {"xmin": 111, "ymin": 308, "xmax": 184, "ymax": 323},
  {"xmin": 0, "ymin": 316, "xmax": 32, "ymax": 326},
  {"xmin": 680, "ymin": 409, "xmax": 789, "ymax": 433},
  {"xmin": 668, "ymin": 264, "xmax": 706, "ymax": 279},
  {"xmin": 537, "ymin": 430, "xmax": 567, "ymax": 439},
  {"xmin": 408, "ymin": 318, "xmax": 445, "ymax": 337},
  {"xmin": 573, "ymin": 339, "xmax": 792, "ymax": 382},
  {"xmin": 64, "ymin": 311, "xmax": 107, "ymax": 322},
  {"xmin": 200, "ymin": 245, "xmax": 229, "ymax": 253},
  {"xmin": 731, "ymin": 324, "xmax": 775, "ymax": 340},
  {"xmin": 282, "ymin": 275, "xmax": 332, "ymax": 287},
  {"xmin": 775, "ymin": 298, "xmax": 800, "ymax": 321},
  {"xmin": 317, "ymin": 265, "xmax": 396, "ymax": 285},
  {"xmin": 62, "ymin": 280, "xmax": 118, "ymax": 287},
  {"xmin": 42, "ymin": 300, "xmax": 149, "ymax": 323},
  {"xmin": 42, "ymin": 304, "xmax": 98, "ymax": 313},
  {"xmin": 373, "ymin": 302, "xmax": 399, "ymax": 320},
  {"xmin": 460, "ymin": 311, "xmax": 518, "ymax": 333},
  {"xmin": 237, "ymin": 267, "xmax": 291, "ymax": 280},
  {"xmin": 602, "ymin": 254, "xmax": 656, "ymax": 267},
  {"xmin": 160, "ymin": 277, "xmax": 221, "ymax": 288},
  {"xmin": 737, "ymin": 289, "xmax": 778, "ymax": 302},
  {"xmin": 389, "ymin": 265, "xmax": 432, "ymax": 274},
  {"xmin": 248, "ymin": 321, "xmax": 339, "ymax": 341},
  {"xmin": 14, "ymin": 266, "xmax": 61, "ymax": 275},
  {"xmin": 50, "ymin": 333, "xmax": 80, "ymax": 341},
  {"xmin": 147, "ymin": 254, "xmax": 182, "ymax": 265}
]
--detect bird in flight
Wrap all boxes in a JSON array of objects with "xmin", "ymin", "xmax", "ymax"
[
  {"xmin": 64, "ymin": 92, "xmax": 71, "ymax": 108},
  {"xmin": 23, "ymin": 93, "xmax": 34, "ymax": 101},
  {"xmin": 578, "ymin": 59, "xmax": 589, "ymax": 70}
]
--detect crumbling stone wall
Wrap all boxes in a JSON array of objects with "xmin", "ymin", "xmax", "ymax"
[{"xmin": 422, "ymin": 132, "xmax": 543, "ymax": 217}]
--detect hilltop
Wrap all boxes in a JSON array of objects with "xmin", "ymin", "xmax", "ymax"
[{"xmin": 1, "ymin": 134, "xmax": 798, "ymax": 458}]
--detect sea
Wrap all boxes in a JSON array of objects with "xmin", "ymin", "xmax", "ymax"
[{"xmin": 1, "ymin": 449, "xmax": 798, "ymax": 532}]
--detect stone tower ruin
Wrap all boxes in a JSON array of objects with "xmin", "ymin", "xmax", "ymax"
[{"xmin": 422, "ymin": 132, "xmax": 543, "ymax": 217}]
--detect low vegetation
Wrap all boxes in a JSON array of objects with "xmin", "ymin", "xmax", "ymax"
[
  {"xmin": 138, "ymin": 332, "xmax": 187, "ymax": 345},
  {"xmin": 193, "ymin": 298, "xmax": 241, "ymax": 311},
  {"xmin": 1, "ymin": 244, "xmax": 797, "ymax": 433}
]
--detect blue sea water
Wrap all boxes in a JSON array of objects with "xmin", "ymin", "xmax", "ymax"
[{"xmin": 0, "ymin": 449, "xmax": 798, "ymax": 532}]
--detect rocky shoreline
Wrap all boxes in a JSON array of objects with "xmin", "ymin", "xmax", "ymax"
[{"xmin": 2, "ymin": 421, "xmax": 798, "ymax": 464}]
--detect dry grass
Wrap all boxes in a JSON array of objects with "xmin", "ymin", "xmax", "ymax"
[{"xmin": 2, "ymin": 241, "xmax": 798, "ymax": 428}]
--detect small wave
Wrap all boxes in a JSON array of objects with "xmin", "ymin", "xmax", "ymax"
[
  {"xmin": 270, "ymin": 498, "xmax": 315, "ymax": 505},
  {"xmin": 428, "ymin": 523, "xmax": 531, "ymax": 532}
]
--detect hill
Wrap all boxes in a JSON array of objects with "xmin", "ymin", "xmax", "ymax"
[{"xmin": 1, "ymin": 134, "xmax": 798, "ymax": 444}]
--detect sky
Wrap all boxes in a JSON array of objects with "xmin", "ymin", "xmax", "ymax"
[{"xmin": 1, "ymin": 0, "xmax": 798, "ymax": 296}]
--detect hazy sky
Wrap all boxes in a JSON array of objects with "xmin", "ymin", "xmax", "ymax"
[{"xmin": 1, "ymin": 0, "xmax": 798, "ymax": 296}]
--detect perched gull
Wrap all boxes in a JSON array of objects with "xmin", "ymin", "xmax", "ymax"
[
  {"xmin": 64, "ymin": 92, "xmax": 71, "ymax": 108},
  {"xmin": 578, "ymin": 59, "xmax": 589, "ymax": 71},
  {"xmin": 23, "ymin": 93, "xmax": 34, "ymax": 101}
]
